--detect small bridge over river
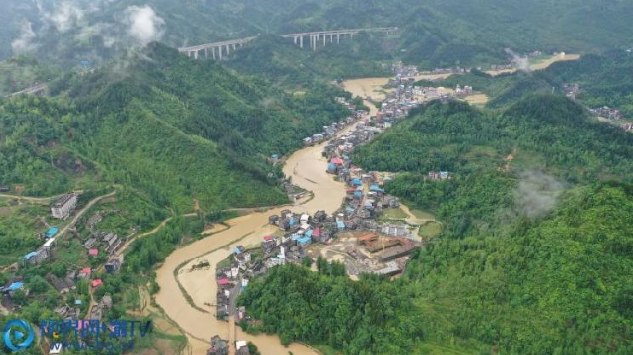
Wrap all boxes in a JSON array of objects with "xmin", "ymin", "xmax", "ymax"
[{"xmin": 178, "ymin": 27, "xmax": 398, "ymax": 60}]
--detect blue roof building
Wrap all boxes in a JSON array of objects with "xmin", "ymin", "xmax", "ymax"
[
  {"xmin": 45, "ymin": 227, "xmax": 59, "ymax": 238},
  {"xmin": 337, "ymin": 221, "xmax": 346, "ymax": 230},
  {"xmin": 6, "ymin": 282, "xmax": 24, "ymax": 292},
  {"xmin": 305, "ymin": 230, "xmax": 314, "ymax": 238},
  {"xmin": 352, "ymin": 178, "xmax": 362, "ymax": 186},
  {"xmin": 353, "ymin": 191, "xmax": 363, "ymax": 198},
  {"xmin": 25, "ymin": 251, "xmax": 39, "ymax": 260},
  {"xmin": 369, "ymin": 185, "xmax": 383, "ymax": 192},
  {"xmin": 289, "ymin": 218, "xmax": 297, "ymax": 227},
  {"xmin": 327, "ymin": 163, "xmax": 337, "ymax": 172},
  {"xmin": 297, "ymin": 236, "xmax": 311, "ymax": 247}
]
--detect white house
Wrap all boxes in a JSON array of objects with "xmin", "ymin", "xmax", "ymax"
[{"xmin": 51, "ymin": 193, "xmax": 78, "ymax": 219}]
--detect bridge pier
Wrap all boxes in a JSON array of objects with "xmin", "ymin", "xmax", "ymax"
[{"xmin": 300, "ymin": 35, "xmax": 304, "ymax": 48}]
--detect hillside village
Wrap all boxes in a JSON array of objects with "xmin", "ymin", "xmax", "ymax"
[{"xmin": 1, "ymin": 191, "xmax": 125, "ymax": 321}]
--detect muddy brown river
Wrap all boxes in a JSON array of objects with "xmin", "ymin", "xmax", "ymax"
[{"xmin": 155, "ymin": 89, "xmax": 364, "ymax": 354}]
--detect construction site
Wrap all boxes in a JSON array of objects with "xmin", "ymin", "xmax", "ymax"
[{"xmin": 305, "ymin": 231, "xmax": 420, "ymax": 279}]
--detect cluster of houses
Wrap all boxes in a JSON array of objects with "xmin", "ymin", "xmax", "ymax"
[
  {"xmin": 381, "ymin": 73, "xmax": 477, "ymax": 124},
  {"xmin": 22, "ymin": 226, "xmax": 58, "ymax": 266},
  {"xmin": 323, "ymin": 123, "xmax": 382, "ymax": 164},
  {"xmin": 206, "ymin": 337, "xmax": 255, "ymax": 355},
  {"xmin": 3, "ymin": 196, "xmax": 125, "ymax": 313},
  {"xmin": 84, "ymin": 231, "xmax": 122, "ymax": 258},
  {"xmin": 215, "ymin": 246, "xmax": 263, "ymax": 321},
  {"xmin": 390, "ymin": 62, "xmax": 419, "ymax": 77},
  {"xmin": 303, "ymin": 97, "xmax": 367, "ymax": 146},
  {"xmin": 590, "ymin": 106, "xmax": 623, "ymax": 120},
  {"xmin": 19, "ymin": 192, "xmax": 81, "ymax": 268}
]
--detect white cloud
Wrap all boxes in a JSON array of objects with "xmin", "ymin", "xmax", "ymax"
[
  {"xmin": 124, "ymin": 5, "xmax": 165, "ymax": 47},
  {"xmin": 47, "ymin": 0, "xmax": 85, "ymax": 33},
  {"xmin": 12, "ymin": 22, "xmax": 39, "ymax": 54},
  {"xmin": 513, "ymin": 171, "xmax": 566, "ymax": 218}
]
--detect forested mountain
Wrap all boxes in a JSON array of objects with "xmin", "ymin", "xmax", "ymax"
[
  {"xmin": 241, "ymin": 96, "xmax": 633, "ymax": 355},
  {"xmin": 3, "ymin": 0, "xmax": 632, "ymax": 71},
  {"xmin": 0, "ymin": 43, "xmax": 348, "ymax": 211}
]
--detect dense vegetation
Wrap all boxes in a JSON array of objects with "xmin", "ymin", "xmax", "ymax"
[
  {"xmin": 240, "ymin": 261, "xmax": 423, "ymax": 355},
  {"xmin": 242, "ymin": 96, "xmax": 633, "ymax": 355}
]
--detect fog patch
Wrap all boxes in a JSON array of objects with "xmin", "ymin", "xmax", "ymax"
[
  {"xmin": 124, "ymin": 5, "xmax": 165, "ymax": 47},
  {"xmin": 514, "ymin": 171, "xmax": 566, "ymax": 218},
  {"xmin": 47, "ymin": 0, "xmax": 85, "ymax": 33},
  {"xmin": 505, "ymin": 48, "xmax": 530, "ymax": 72},
  {"xmin": 11, "ymin": 22, "xmax": 39, "ymax": 54}
]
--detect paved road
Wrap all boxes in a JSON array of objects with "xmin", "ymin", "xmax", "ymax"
[{"xmin": 0, "ymin": 193, "xmax": 67, "ymax": 205}]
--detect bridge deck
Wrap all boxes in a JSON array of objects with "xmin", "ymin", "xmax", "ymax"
[{"xmin": 179, "ymin": 27, "xmax": 398, "ymax": 53}]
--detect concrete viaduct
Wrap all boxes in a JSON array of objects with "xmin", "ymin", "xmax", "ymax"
[{"xmin": 178, "ymin": 27, "xmax": 398, "ymax": 60}]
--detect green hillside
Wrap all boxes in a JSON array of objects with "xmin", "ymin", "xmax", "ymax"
[{"xmin": 0, "ymin": 43, "xmax": 349, "ymax": 211}]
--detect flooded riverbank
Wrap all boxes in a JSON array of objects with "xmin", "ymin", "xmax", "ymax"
[{"xmin": 154, "ymin": 102, "xmax": 364, "ymax": 354}]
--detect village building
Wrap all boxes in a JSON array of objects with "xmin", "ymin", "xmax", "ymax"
[
  {"xmin": 381, "ymin": 223, "xmax": 410, "ymax": 238},
  {"xmin": 207, "ymin": 336, "xmax": 229, "ymax": 355},
  {"xmin": 46, "ymin": 273, "xmax": 76, "ymax": 294},
  {"xmin": 51, "ymin": 193, "xmax": 78, "ymax": 219},
  {"xmin": 235, "ymin": 341, "xmax": 250, "ymax": 355},
  {"xmin": 78, "ymin": 267, "xmax": 91, "ymax": 279},
  {"xmin": 105, "ymin": 255, "xmax": 124, "ymax": 273}
]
